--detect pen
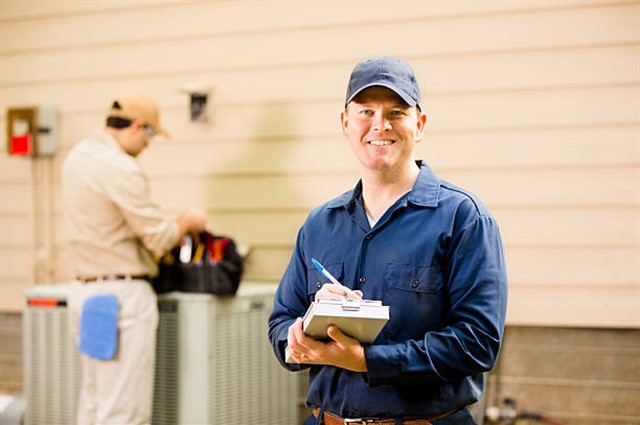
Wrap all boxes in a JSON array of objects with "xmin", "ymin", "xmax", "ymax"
[{"xmin": 311, "ymin": 258, "xmax": 343, "ymax": 287}]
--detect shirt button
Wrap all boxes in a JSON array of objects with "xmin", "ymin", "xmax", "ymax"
[
  {"xmin": 316, "ymin": 281, "xmax": 321, "ymax": 289},
  {"xmin": 411, "ymin": 279, "xmax": 419, "ymax": 288},
  {"xmin": 359, "ymin": 276, "xmax": 366, "ymax": 284},
  {"xmin": 365, "ymin": 234, "xmax": 373, "ymax": 240},
  {"xmin": 352, "ymin": 409, "xmax": 359, "ymax": 417}
]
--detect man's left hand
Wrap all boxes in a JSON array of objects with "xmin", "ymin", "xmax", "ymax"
[{"xmin": 293, "ymin": 323, "xmax": 367, "ymax": 372}]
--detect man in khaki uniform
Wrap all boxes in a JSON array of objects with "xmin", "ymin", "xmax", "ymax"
[{"xmin": 62, "ymin": 94, "xmax": 207, "ymax": 425}]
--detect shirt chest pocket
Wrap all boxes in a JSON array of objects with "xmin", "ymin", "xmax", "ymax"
[
  {"xmin": 385, "ymin": 263, "xmax": 443, "ymax": 294},
  {"xmin": 383, "ymin": 262, "xmax": 444, "ymax": 339},
  {"xmin": 306, "ymin": 261, "xmax": 344, "ymax": 300}
]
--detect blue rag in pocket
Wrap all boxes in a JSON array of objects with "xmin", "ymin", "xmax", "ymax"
[{"xmin": 78, "ymin": 294, "xmax": 119, "ymax": 360}]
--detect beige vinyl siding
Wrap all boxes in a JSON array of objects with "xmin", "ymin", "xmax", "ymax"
[{"xmin": 0, "ymin": 1, "xmax": 638, "ymax": 330}]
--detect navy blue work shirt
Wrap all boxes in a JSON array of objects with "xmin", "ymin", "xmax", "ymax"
[{"xmin": 268, "ymin": 161, "xmax": 508, "ymax": 423}]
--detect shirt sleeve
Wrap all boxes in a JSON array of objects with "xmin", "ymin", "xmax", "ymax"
[
  {"xmin": 364, "ymin": 215, "xmax": 508, "ymax": 386},
  {"xmin": 268, "ymin": 227, "xmax": 313, "ymax": 371},
  {"xmin": 107, "ymin": 162, "xmax": 180, "ymax": 258}
]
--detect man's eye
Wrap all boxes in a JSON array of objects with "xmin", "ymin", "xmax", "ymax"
[
  {"xmin": 390, "ymin": 110, "xmax": 405, "ymax": 116},
  {"xmin": 360, "ymin": 109, "xmax": 374, "ymax": 116}
]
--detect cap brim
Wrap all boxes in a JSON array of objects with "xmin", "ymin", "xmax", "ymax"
[
  {"xmin": 346, "ymin": 82, "xmax": 419, "ymax": 109},
  {"xmin": 156, "ymin": 126, "xmax": 171, "ymax": 140}
]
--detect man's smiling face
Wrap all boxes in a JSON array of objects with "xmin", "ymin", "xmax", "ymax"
[{"xmin": 341, "ymin": 86, "xmax": 426, "ymax": 175}]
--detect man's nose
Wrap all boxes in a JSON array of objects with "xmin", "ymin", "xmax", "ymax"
[{"xmin": 372, "ymin": 113, "xmax": 391, "ymax": 131}]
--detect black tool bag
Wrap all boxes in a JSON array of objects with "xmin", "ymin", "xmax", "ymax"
[{"xmin": 153, "ymin": 231, "xmax": 243, "ymax": 296}]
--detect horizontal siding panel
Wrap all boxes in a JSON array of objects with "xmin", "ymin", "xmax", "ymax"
[
  {"xmin": 0, "ymin": 248, "xmax": 31, "ymax": 280},
  {"xmin": 0, "ymin": 0, "xmax": 167, "ymax": 22},
  {"xmin": 0, "ymin": 281, "xmax": 30, "ymax": 312},
  {"xmin": 423, "ymin": 126, "xmax": 639, "ymax": 170},
  {"xmin": 205, "ymin": 212, "xmax": 304, "ymax": 248},
  {"xmin": 428, "ymin": 86, "xmax": 638, "ymax": 132},
  {"xmin": 0, "ymin": 215, "xmax": 31, "ymax": 246},
  {"xmin": 507, "ymin": 246, "xmax": 638, "ymax": 287},
  {"xmin": 139, "ymin": 139, "xmax": 356, "ymax": 177},
  {"xmin": 0, "ymin": 184, "xmax": 31, "ymax": 214},
  {"xmin": 141, "ymin": 174, "xmax": 359, "ymax": 212},
  {"xmin": 1, "ymin": 4, "xmax": 637, "ymax": 85},
  {"xmin": 239, "ymin": 246, "xmax": 292, "ymax": 282},
  {"xmin": 441, "ymin": 167, "xmax": 638, "ymax": 207},
  {"xmin": 412, "ymin": 44, "xmax": 640, "ymax": 94},
  {"xmin": 495, "ymin": 207, "xmax": 639, "ymax": 246},
  {"xmin": 0, "ymin": 1, "xmax": 610, "ymax": 52},
  {"xmin": 0, "ymin": 153, "xmax": 31, "ymax": 183},
  {"xmin": 507, "ymin": 285, "xmax": 639, "ymax": 328},
  {"xmin": 2, "ymin": 44, "xmax": 638, "ymax": 115}
]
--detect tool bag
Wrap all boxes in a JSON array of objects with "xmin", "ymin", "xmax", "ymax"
[{"xmin": 153, "ymin": 231, "xmax": 243, "ymax": 296}]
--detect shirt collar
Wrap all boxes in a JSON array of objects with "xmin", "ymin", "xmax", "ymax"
[
  {"xmin": 326, "ymin": 183, "xmax": 362, "ymax": 210},
  {"xmin": 406, "ymin": 160, "xmax": 440, "ymax": 208},
  {"xmin": 327, "ymin": 160, "xmax": 441, "ymax": 210},
  {"xmin": 92, "ymin": 129, "xmax": 119, "ymax": 148}
]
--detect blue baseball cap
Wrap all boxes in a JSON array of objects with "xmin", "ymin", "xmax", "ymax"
[{"xmin": 345, "ymin": 56, "xmax": 423, "ymax": 110}]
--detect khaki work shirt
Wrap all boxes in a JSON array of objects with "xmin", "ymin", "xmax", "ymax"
[{"xmin": 61, "ymin": 130, "xmax": 179, "ymax": 278}]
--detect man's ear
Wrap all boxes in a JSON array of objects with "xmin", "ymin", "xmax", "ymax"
[
  {"xmin": 340, "ymin": 110, "xmax": 349, "ymax": 137},
  {"xmin": 414, "ymin": 112, "xmax": 427, "ymax": 143},
  {"xmin": 132, "ymin": 119, "xmax": 145, "ymax": 130}
]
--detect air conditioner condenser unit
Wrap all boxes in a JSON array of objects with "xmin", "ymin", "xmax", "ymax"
[{"xmin": 23, "ymin": 283, "xmax": 298, "ymax": 424}]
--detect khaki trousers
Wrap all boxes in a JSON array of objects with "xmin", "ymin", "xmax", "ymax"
[{"xmin": 69, "ymin": 279, "xmax": 159, "ymax": 425}]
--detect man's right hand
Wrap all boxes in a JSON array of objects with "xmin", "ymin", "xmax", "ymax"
[
  {"xmin": 314, "ymin": 283, "xmax": 363, "ymax": 302},
  {"xmin": 177, "ymin": 207, "xmax": 208, "ymax": 237}
]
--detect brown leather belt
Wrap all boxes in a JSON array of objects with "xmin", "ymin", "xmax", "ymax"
[
  {"xmin": 77, "ymin": 274, "xmax": 151, "ymax": 283},
  {"xmin": 313, "ymin": 408, "xmax": 457, "ymax": 425}
]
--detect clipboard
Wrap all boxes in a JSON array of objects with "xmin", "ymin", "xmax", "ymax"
[{"xmin": 285, "ymin": 299, "xmax": 389, "ymax": 363}]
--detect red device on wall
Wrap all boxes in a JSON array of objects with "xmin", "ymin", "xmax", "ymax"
[{"xmin": 6, "ymin": 106, "xmax": 57, "ymax": 157}]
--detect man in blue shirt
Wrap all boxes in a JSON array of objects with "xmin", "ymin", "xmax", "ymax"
[{"xmin": 268, "ymin": 56, "xmax": 508, "ymax": 425}]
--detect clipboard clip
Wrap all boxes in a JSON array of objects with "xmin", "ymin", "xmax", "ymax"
[{"xmin": 341, "ymin": 299, "xmax": 361, "ymax": 311}]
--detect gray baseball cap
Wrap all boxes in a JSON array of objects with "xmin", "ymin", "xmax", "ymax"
[{"xmin": 345, "ymin": 56, "xmax": 423, "ymax": 110}]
